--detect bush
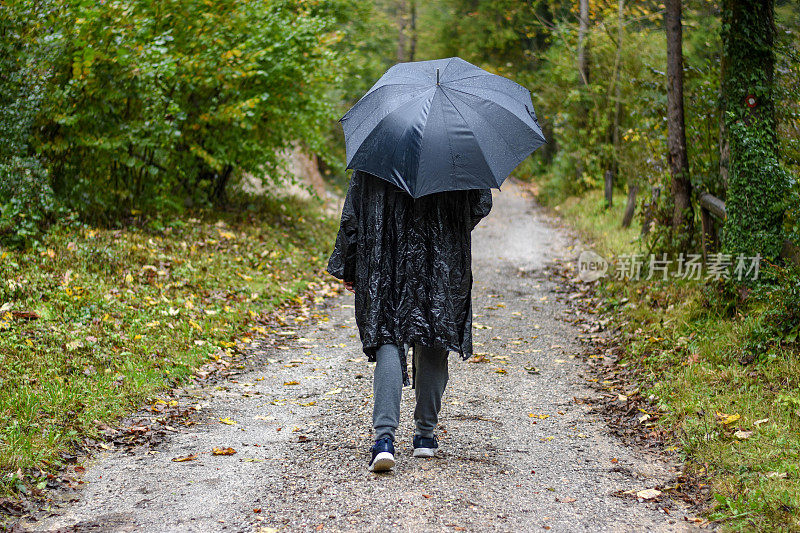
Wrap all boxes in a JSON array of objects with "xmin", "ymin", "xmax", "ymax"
[
  {"xmin": 0, "ymin": 158, "xmax": 60, "ymax": 249},
  {"xmin": 0, "ymin": 0, "xmax": 62, "ymax": 247},
  {"xmin": 30, "ymin": 0, "xmax": 347, "ymax": 220}
]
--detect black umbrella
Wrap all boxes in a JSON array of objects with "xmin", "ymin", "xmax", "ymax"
[{"xmin": 341, "ymin": 57, "xmax": 546, "ymax": 198}]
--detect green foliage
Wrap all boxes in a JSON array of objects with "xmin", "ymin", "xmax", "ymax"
[
  {"xmin": 0, "ymin": 158, "xmax": 62, "ymax": 249},
  {"xmin": 743, "ymin": 264, "xmax": 800, "ymax": 360},
  {"xmin": 1, "ymin": 0, "xmax": 368, "ymax": 233},
  {"xmin": 775, "ymin": 3, "xmax": 800, "ymax": 244},
  {"xmin": 33, "ymin": 0, "xmax": 346, "ymax": 219},
  {"xmin": 721, "ymin": 0, "xmax": 788, "ymax": 260},
  {"xmin": 0, "ymin": 0, "xmax": 62, "ymax": 247}
]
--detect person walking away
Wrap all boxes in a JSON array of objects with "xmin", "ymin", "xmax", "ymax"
[{"xmin": 327, "ymin": 169, "xmax": 492, "ymax": 472}]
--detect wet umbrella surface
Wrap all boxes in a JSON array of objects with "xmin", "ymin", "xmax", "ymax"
[{"xmin": 341, "ymin": 57, "xmax": 546, "ymax": 198}]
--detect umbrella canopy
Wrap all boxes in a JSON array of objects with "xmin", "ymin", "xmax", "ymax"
[{"xmin": 341, "ymin": 57, "xmax": 546, "ymax": 198}]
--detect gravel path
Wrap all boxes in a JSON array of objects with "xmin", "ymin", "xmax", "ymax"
[{"xmin": 23, "ymin": 182, "xmax": 699, "ymax": 532}]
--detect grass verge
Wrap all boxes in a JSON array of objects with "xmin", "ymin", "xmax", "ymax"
[
  {"xmin": 549, "ymin": 190, "xmax": 800, "ymax": 531},
  {"xmin": 0, "ymin": 194, "xmax": 338, "ymax": 494}
]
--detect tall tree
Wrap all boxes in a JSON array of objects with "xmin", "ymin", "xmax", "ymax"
[
  {"xmin": 577, "ymin": 0, "xmax": 589, "ymax": 86},
  {"xmin": 575, "ymin": 0, "xmax": 590, "ymax": 185},
  {"xmin": 611, "ymin": 0, "xmax": 624, "ymax": 177},
  {"xmin": 665, "ymin": 0, "xmax": 693, "ymax": 244},
  {"xmin": 721, "ymin": 0, "xmax": 787, "ymax": 260},
  {"xmin": 396, "ymin": 0, "xmax": 407, "ymax": 62},
  {"xmin": 408, "ymin": 0, "xmax": 417, "ymax": 61}
]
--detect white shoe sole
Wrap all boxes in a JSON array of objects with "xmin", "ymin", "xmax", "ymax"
[
  {"xmin": 369, "ymin": 452, "xmax": 395, "ymax": 472},
  {"xmin": 413, "ymin": 447, "xmax": 436, "ymax": 458}
]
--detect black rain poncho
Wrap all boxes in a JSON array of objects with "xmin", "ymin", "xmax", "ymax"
[{"xmin": 327, "ymin": 170, "xmax": 492, "ymax": 385}]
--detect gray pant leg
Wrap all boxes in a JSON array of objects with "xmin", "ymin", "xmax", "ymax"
[
  {"xmin": 373, "ymin": 344, "xmax": 403, "ymax": 441},
  {"xmin": 413, "ymin": 344, "xmax": 449, "ymax": 438}
]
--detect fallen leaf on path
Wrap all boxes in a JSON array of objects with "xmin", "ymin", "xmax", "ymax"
[
  {"xmin": 494, "ymin": 368, "xmax": 507, "ymax": 374},
  {"xmin": 218, "ymin": 417, "xmax": 237, "ymax": 425},
  {"xmin": 172, "ymin": 454, "xmax": 198, "ymax": 462},
  {"xmin": 560, "ymin": 497, "xmax": 576, "ymax": 503},
  {"xmin": 212, "ymin": 447, "xmax": 237, "ymax": 456},
  {"xmin": 734, "ymin": 430, "xmax": 753, "ymax": 440},
  {"xmin": 529, "ymin": 413, "xmax": 550, "ymax": 419},
  {"xmin": 325, "ymin": 387, "xmax": 343, "ymax": 395},
  {"xmin": 635, "ymin": 488, "xmax": 662, "ymax": 500},
  {"xmin": 284, "ymin": 381, "xmax": 300, "ymax": 386}
]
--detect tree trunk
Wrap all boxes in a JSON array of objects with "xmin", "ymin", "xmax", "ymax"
[
  {"xmin": 396, "ymin": 0, "xmax": 407, "ymax": 62},
  {"xmin": 408, "ymin": 0, "xmax": 417, "ymax": 62},
  {"xmin": 666, "ymin": 0, "xmax": 693, "ymax": 248},
  {"xmin": 604, "ymin": 170, "xmax": 614, "ymax": 208},
  {"xmin": 575, "ymin": 0, "xmax": 590, "ymax": 186},
  {"xmin": 621, "ymin": 184, "xmax": 638, "ymax": 228},
  {"xmin": 721, "ymin": 0, "xmax": 786, "ymax": 260},
  {"xmin": 577, "ymin": 0, "xmax": 589, "ymax": 86},
  {"xmin": 611, "ymin": 0, "xmax": 623, "ymax": 175}
]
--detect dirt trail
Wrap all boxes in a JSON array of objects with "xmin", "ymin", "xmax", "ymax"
[{"xmin": 22, "ymin": 181, "xmax": 699, "ymax": 532}]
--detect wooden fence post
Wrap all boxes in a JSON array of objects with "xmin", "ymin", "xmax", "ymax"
[{"xmin": 604, "ymin": 170, "xmax": 614, "ymax": 209}]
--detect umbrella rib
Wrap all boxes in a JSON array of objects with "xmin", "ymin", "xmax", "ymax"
[
  {"xmin": 444, "ymin": 89, "xmax": 523, "ymax": 158},
  {"xmin": 439, "ymin": 57, "xmax": 457, "ymax": 80},
  {"xmin": 445, "ymin": 88, "xmax": 546, "ymax": 186},
  {"xmin": 385, "ymin": 92, "xmax": 435, "ymax": 194},
  {"xmin": 343, "ymin": 85, "xmax": 432, "ymax": 144},
  {"xmin": 439, "ymin": 89, "xmax": 502, "ymax": 184},
  {"xmin": 444, "ymin": 85, "xmax": 534, "ymax": 112},
  {"xmin": 440, "ymin": 73, "xmax": 492, "ymax": 84},
  {"xmin": 446, "ymin": 86, "xmax": 544, "ymax": 143}
]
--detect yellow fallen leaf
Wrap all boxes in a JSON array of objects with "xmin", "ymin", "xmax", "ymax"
[
  {"xmin": 218, "ymin": 417, "xmax": 237, "ymax": 425},
  {"xmin": 172, "ymin": 454, "xmax": 198, "ymax": 462},
  {"xmin": 212, "ymin": 447, "xmax": 237, "ymax": 456},
  {"xmin": 717, "ymin": 412, "xmax": 740, "ymax": 425},
  {"xmin": 284, "ymin": 381, "xmax": 300, "ymax": 386},
  {"xmin": 529, "ymin": 413, "xmax": 550, "ymax": 419},
  {"xmin": 495, "ymin": 368, "xmax": 507, "ymax": 374},
  {"xmin": 298, "ymin": 401, "xmax": 316, "ymax": 407},
  {"xmin": 325, "ymin": 387, "xmax": 343, "ymax": 395}
]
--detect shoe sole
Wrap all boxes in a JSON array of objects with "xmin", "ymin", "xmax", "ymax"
[
  {"xmin": 369, "ymin": 452, "xmax": 395, "ymax": 472},
  {"xmin": 413, "ymin": 447, "xmax": 436, "ymax": 458}
]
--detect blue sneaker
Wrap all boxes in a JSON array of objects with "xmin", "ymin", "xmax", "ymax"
[
  {"xmin": 368, "ymin": 437, "xmax": 395, "ymax": 472},
  {"xmin": 412, "ymin": 434, "xmax": 439, "ymax": 458}
]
